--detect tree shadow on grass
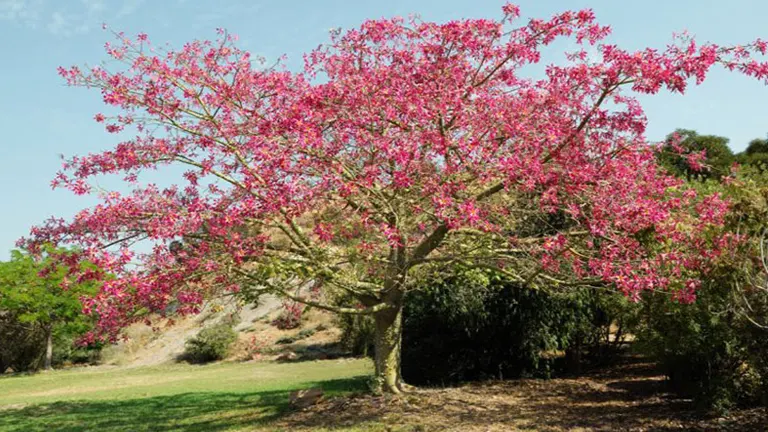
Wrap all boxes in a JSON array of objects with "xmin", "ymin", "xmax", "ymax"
[
  {"xmin": 280, "ymin": 362, "xmax": 768, "ymax": 432},
  {"xmin": 0, "ymin": 377, "xmax": 367, "ymax": 432}
]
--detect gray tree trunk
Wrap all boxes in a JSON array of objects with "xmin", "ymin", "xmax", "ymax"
[
  {"xmin": 373, "ymin": 301, "xmax": 404, "ymax": 394},
  {"xmin": 44, "ymin": 325, "xmax": 53, "ymax": 371}
]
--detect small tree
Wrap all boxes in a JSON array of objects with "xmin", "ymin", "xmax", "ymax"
[
  {"xmin": 0, "ymin": 250, "xmax": 98, "ymax": 370},
  {"xmin": 23, "ymin": 4, "xmax": 768, "ymax": 392}
]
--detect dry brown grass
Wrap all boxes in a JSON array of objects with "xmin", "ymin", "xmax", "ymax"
[{"xmin": 229, "ymin": 307, "xmax": 343, "ymax": 362}]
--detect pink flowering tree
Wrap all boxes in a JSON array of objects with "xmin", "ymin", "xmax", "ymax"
[{"xmin": 22, "ymin": 4, "xmax": 768, "ymax": 393}]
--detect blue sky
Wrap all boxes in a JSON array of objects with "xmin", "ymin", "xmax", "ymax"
[{"xmin": 1, "ymin": 0, "xmax": 767, "ymax": 256}]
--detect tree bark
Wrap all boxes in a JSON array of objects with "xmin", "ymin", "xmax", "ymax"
[
  {"xmin": 565, "ymin": 339, "xmax": 582, "ymax": 374},
  {"xmin": 373, "ymin": 300, "xmax": 404, "ymax": 394},
  {"xmin": 44, "ymin": 324, "xmax": 53, "ymax": 371}
]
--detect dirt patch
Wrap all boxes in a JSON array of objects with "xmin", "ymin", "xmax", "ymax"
[{"xmin": 278, "ymin": 358, "xmax": 767, "ymax": 431}]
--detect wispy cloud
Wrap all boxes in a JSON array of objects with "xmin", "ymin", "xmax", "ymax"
[
  {"xmin": 116, "ymin": 0, "xmax": 144, "ymax": 19},
  {"xmin": 0, "ymin": 0, "xmax": 145, "ymax": 36},
  {"xmin": 46, "ymin": 10, "xmax": 67, "ymax": 34},
  {"xmin": 82, "ymin": 0, "xmax": 105, "ymax": 15},
  {"xmin": 185, "ymin": 1, "xmax": 265, "ymax": 30},
  {"xmin": 0, "ymin": 0, "xmax": 43, "ymax": 27}
]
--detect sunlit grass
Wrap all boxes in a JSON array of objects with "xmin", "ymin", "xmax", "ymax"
[{"xmin": 0, "ymin": 359, "xmax": 372, "ymax": 432}]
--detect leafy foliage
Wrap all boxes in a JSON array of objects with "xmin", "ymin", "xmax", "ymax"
[
  {"xmin": 275, "ymin": 328, "xmax": 315, "ymax": 345},
  {"xmin": 632, "ymin": 164, "xmax": 768, "ymax": 411},
  {"xmin": 633, "ymin": 272, "xmax": 768, "ymax": 411},
  {"xmin": 0, "ymin": 311, "xmax": 46, "ymax": 372},
  {"xmin": 400, "ymin": 268, "xmax": 636, "ymax": 384},
  {"xmin": 182, "ymin": 320, "xmax": 238, "ymax": 364},
  {"xmin": 337, "ymin": 313, "xmax": 376, "ymax": 358},
  {"xmin": 738, "ymin": 137, "xmax": 768, "ymax": 171},
  {"xmin": 0, "ymin": 250, "xmax": 97, "ymax": 330},
  {"xmin": 0, "ymin": 250, "xmax": 100, "ymax": 372},
  {"xmin": 52, "ymin": 332, "xmax": 104, "ymax": 367}
]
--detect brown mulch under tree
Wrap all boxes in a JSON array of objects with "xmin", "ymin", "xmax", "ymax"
[{"xmin": 277, "ymin": 357, "xmax": 767, "ymax": 431}]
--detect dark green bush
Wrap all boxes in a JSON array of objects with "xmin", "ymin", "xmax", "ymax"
[
  {"xmin": 0, "ymin": 312, "xmax": 103, "ymax": 373},
  {"xmin": 0, "ymin": 313, "xmax": 45, "ymax": 373},
  {"xmin": 561, "ymin": 286, "xmax": 640, "ymax": 372},
  {"xmin": 633, "ymin": 276, "xmax": 768, "ymax": 412},
  {"xmin": 51, "ymin": 331, "xmax": 103, "ymax": 367},
  {"xmin": 658, "ymin": 129, "xmax": 734, "ymax": 180},
  {"xmin": 629, "ymin": 166, "xmax": 768, "ymax": 412},
  {"xmin": 276, "ymin": 335, "xmax": 295, "ymax": 345},
  {"xmin": 400, "ymin": 269, "xmax": 633, "ymax": 385},
  {"xmin": 333, "ymin": 268, "xmax": 634, "ymax": 385},
  {"xmin": 182, "ymin": 321, "xmax": 238, "ymax": 364},
  {"xmin": 276, "ymin": 326, "xmax": 317, "ymax": 345}
]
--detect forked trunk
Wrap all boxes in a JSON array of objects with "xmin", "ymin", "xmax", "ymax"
[{"xmin": 373, "ymin": 301, "xmax": 404, "ymax": 394}]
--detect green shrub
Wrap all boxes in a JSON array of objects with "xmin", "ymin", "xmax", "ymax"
[
  {"xmin": 51, "ymin": 331, "xmax": 103, "ymax": 367},
  {"xmin": 0, "ymin": 313, "xmax": 103, "ymax": 373},
  {"xmin": 275, "ymin": 335, "xmax": 296, "ymax": 345},
  {"xmin": 629, "ymin": 167, "xmax": 768, "ymax": 412},
  {"xmin": 297, "ymin": 328, "xmax": 316, "ymax": 338},
  {"xmin": 561, "ymin": 286, "xmax": 640, "ymax": 372},
  {"xmin": 633, "ymin": 276, "xmax": 768, "ymax": 412},
  {"xmin": 332, "ymin": 267, "xmax": 634, "ymax": 385},
  {"xmin": 275, "ymin": 326, "xmax": 316, "ymax": 345},
  {"xmin": 400, "ymin": 269, "xmax": 632, "ymax": 385},
  {"xmin": 183, "ymin": 321, "xmax": 237, "ymax": 364}
]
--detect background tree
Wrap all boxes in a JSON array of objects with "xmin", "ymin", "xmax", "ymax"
[
  {"xmin": 659, "ymin": 129, "xmax": 735, "ymax": 180},
  {"xmin": 738, "ymin": 136, "xmax": 768, "ymax": 170},
  {"xmin": 22, "ymin": 4, "xmax": 768, "ymax": 392},
  {"xmin": 0, "ymin": 250, "xmax": 99, "ymax": 371}
]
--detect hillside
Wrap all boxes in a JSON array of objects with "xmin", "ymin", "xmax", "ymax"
[{"xmin": 101, "ymin": 295, "xmax": 344, "ymax": 368}]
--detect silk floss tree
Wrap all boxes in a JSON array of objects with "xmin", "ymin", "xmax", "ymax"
[{"xmin": 22, "ymin": 3, "xmax": 768, "ymax": 393}]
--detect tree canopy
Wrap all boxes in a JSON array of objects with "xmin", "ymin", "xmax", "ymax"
[
  {"xmin": 21, "ymin": 3, "xmax": 768, "ymax": 392},
  {"xmin": 739, "ymin": 136, "xmax": 768, "ymax": 169},
  {"xmin": 0, "ymin": 250, "xmax": 96, "ymax": 329},
  {"xmin": 0, "ymin": 250, "xmax": 98, "ymax": 370}
]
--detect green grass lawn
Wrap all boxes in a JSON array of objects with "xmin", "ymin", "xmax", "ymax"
[{"xmin": 0, "ymin": 359, "xmax": 373, "ymax": 432}]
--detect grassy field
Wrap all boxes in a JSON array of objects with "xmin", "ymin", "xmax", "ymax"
[
  {"xmin": 2, "ymin": 357, "xmax": 765, "ymax": 432},
  {"xmin": 0, "ymin": 359, "xmax": 372, "ymax": 432}
]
